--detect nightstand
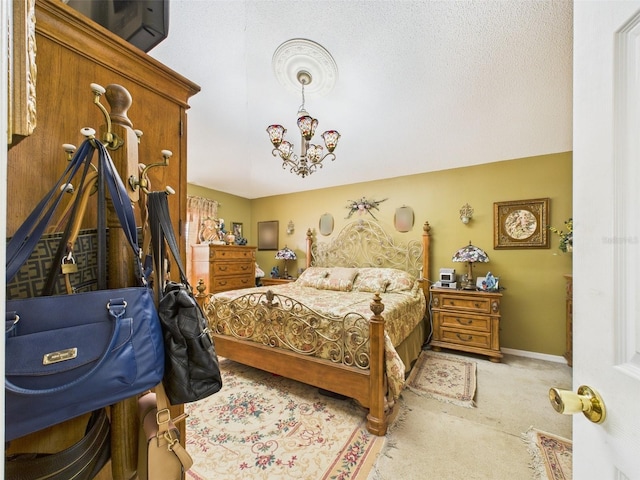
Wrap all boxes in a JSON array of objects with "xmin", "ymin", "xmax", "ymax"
[
  {"xmin": 430, "ymin": 287, "xmax": 503, "ymax": 362},
  {"xmin": 261, "ymin": 277, "xmax": 296, "ymax": 286}
]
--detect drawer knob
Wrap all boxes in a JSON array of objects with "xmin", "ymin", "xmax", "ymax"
[
  {"xmin": 474, "ymin": 302, "xmax": 480, "ymax": 308},
  {"xmin": 219, "ymin": 266, "xmax": 228, "ymax": 271},
  {"xmin": 456, "ymin": 318, "xmax": 472, "ymax": 325},
  {"xmin": 219, "ymin": 281, "xmax": 227, "ymax": 285},
  {"xmin": 456, "ymin": 333, "xmax": 473, "ymax": 342}
]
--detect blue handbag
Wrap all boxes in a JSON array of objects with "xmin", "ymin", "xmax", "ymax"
[{"xmin": 5, "ymin": 139, "xmax": 164, "ymax": 442}]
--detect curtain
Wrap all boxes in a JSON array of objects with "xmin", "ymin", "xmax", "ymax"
[{"xmin": 185, "ymin": 195, "xmax": 219, "ymax": 282}]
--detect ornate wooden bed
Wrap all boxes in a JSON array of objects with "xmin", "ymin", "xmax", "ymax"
[{"xmin": 199, "ymin": 219, "xmax": 431, "ymax": 436}]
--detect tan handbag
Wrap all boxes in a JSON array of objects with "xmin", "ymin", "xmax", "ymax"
[{"xmin": 137, "ymin": 383, "xmax": 193, "ymax": 480}]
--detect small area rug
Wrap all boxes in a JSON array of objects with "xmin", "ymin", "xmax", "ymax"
[
  {"xmin": 185, "ymin": 359, "xmax": 385, "ymax": 480},
  {"xmin": 524, "ymin": 427, "xmax": 572, "ymax": 480},
  {"xmin": 405, "ymin": 350, "xmax": 477, "ymax": 407}
]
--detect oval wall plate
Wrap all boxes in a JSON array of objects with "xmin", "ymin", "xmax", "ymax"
[
  {"xmin": 319, "ymin": 213, "xmax": 334, "ymax": 236},
  {"xmin": 394, "ymin": 206, "xmax": 414, "ymax": 232}
]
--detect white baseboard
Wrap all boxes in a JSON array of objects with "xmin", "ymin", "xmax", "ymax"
[{"xmin": 501, "ymin": 347, "xmax": 568, "ymax": 364}]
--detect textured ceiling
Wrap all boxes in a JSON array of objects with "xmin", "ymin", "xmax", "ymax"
[{"xmin": 149, "ymin": 0, "xmax": 573, "ymax": 199}]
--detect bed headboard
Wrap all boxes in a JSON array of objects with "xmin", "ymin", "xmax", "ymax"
[{"xmin": 305, "ymin": 219, "xmax": 431, "ymax": 287}]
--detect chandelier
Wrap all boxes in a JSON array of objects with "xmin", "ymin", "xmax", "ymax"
[{"xmin": 267, "ymin": 70, "xmax": 340, "ymax": 178}]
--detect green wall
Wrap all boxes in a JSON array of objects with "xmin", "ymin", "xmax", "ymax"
[{"xmin": 188, "ymin": 151, "xmax": 572, "ymax": 357}]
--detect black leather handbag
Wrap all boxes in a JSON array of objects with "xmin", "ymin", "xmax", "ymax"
[{"xmin": 147, "ymin": 191, "xmax": 222, "ymax": 404}]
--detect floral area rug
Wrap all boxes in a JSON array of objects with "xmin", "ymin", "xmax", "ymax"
[
  {"xmin": 524, "ymin": 428, "xmax": 572, "ymax": 480},
  {"xmin": 185, "ymin": 359, "xmax": 385, "ymax": 480},
  {"xmin": 404, "ymin": 350, "xmax": 477, "ymax": 407}
]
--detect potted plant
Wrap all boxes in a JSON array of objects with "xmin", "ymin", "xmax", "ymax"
[{"xmin": 549, "ymin": 218, "xmax": 573, "ymax": 253}]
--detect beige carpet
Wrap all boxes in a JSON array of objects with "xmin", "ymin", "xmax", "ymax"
[
  {"xmin": 368, "ymin": 352, "xmax": 573, "ymax": 479},
  {"xmin": 405, "ymin": 351, "xmax": 477, "ymax": 407},
  {"xmin": 185, "ymin": 359, "xmax": 385, "ymax": 480},
  {"xmin": 524, "ymin": 427, "xmax": 572, "ymax": 480}
]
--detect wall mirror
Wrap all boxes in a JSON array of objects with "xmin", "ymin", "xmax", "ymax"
[
  {"xmin": 394, "ymin": 206, "xmax": 414, "ymax": 232},
  {"xmin": 319, "ymin": 213, "xmax": 334, "ymax": 236}
]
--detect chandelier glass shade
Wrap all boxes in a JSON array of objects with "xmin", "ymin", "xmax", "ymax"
[{"xmin": 267, "ymin": 71, "xmax": 340, "ymax": 178}]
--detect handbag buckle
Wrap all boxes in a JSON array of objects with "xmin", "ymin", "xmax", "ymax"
[{"xmin": 156, "ymin": 408, "xmax": 171, "ymax": 426}]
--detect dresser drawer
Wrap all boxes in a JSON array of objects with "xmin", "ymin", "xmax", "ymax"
[
  {"xmin": 439, "ymin": 327, "xmax": 491, "ymax": 349},
  {"xmin": 440, "ymin": 312, "xmax": 491, "ymax": 333},
  {"xmin": 211, "ymin": 261, "xmax": 254, "ymax": 276},
  {"xmin": 209, "ymin": 248, "xmax": 255, "ymax": 261},
  {"xmin": 437, "ymin": 294, "xmax": 493, "ymax": 314},
  {"xmin": 210, "ymin": 275, "xmax": 254, "ymax": 293}
]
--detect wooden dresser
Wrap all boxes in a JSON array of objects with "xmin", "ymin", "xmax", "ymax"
[
  {"xmin": 430, "ymin": 288, "xmax": 503, "ymax": 362},
  {"xmin": 192, "ymin": 244, "xmax": 256, "ymax": 293}
]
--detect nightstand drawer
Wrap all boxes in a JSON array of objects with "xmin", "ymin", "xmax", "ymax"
[
  {"xmin": 438, "ymin": 294, "xmax": 492, "ymax": 314},
  {"xmin": 440, "ymin": 313, "xmax": 491, "ymax": 333},
  {"xmin": 440, "ymin": 328, "xmax": 491, "ymax": 349},
  {"xmin": 211, "ymin": 261, "xmax": 254, "ymax": 276}
]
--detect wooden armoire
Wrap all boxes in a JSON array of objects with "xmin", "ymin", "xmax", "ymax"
[{"xmin": 6, "ymin": 1, "xmax": 200, "ymax": 478}]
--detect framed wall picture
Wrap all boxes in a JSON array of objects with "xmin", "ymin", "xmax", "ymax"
[
  {"xmin": 232, "ymin": 222, "xmax": 243, "ymax": 237},
  {"xmin": 257, "ymin": 220, "xmax": 279, "ymax": 250},
  {"xmin": 494, "ymin": 198, "xmax": 550, "ymax": 249}
]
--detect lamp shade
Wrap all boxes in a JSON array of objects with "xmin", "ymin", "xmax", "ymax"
[
  {"xmin": 452, "ymin": 242, "xmax": 489, "ymax": 264},
  {"xmin": 452, "ymin": 242, "xmax": 489, "ymax": 290},
  {"xmin": 275, "ymin": 246, "xmax": 297, "ymax": 261}
]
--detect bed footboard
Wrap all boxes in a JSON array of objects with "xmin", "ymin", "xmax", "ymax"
[{"xmin": 202, "ymin": 290, "xmax": 388, "ymax": 435}]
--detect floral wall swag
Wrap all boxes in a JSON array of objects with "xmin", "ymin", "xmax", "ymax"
[{"xmin": 346, "ymin": 197, "xmax": 388, "ymax": 220}]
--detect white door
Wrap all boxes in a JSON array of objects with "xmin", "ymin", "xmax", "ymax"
[{"xmin": 573, "ymin": 2, "xmax": 640, "ymax": 478}]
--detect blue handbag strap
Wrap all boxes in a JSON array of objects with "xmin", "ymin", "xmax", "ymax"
[{"xmin": 6, "ymin": 139, "xmax": 143, "ymax": 286}]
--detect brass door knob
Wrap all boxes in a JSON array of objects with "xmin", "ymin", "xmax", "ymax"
[{"xmin": 549, "ymin": 385, "xmax": 606, "ymax": 424}]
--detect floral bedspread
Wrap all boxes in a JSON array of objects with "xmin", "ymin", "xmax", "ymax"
[{"xmin": 206, "ymin": 281, "xmax": 426, "ymax": 400}]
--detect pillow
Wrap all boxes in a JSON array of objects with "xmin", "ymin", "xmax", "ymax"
[
  {"xmin": 352, "ymin": 268, "xmax": 390, "ymax": 293},
  {"xmin": 315, "ymin": 267, "xmax": 358, "ymax": 292},
  {"xmin": 296, "ymin": 267, "xmax": 330, "ymax": 288},
  {"xmin": 383, "ymin": 269, "xmax": 416, "ymax": 293}
]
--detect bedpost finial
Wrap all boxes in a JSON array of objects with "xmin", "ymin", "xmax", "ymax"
[
  {"xmin": 370, "ymin": 293, "xmax": 385, "ymax": 317},
  {"xmin": 423, "ymin": 221, "xmax": 431, "ymax": 235}
]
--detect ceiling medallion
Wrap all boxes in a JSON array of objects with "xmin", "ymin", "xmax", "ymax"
[{"xmin": 272, "ymin": 39, "xmax": 338, "ymax": 96}]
